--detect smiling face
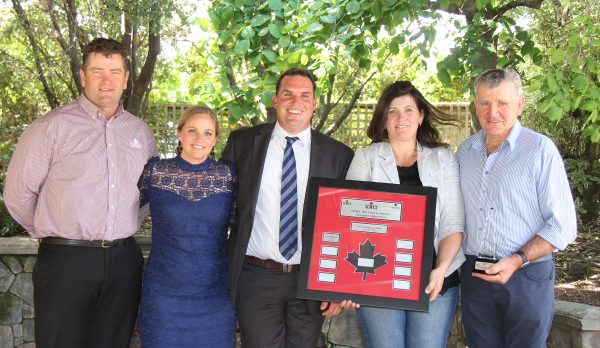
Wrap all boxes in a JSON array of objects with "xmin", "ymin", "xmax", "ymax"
[
  {"xmin": 80, "ymin": 53, "xmax": 129, "ymax": 119},
  {"xmin": 475, "ymin": 80, "xmax": 525, "ymax": 143},
  {"xmin": 272, "ymin": 75, "xmax": 316, "ymax": 135},
  {"xmin": 177, "ymin": 113, "xmax": 217, "ymax": 165},
  {"xmin": 385, "ymin": 95, "xmax": 424, "ymax": 143}
]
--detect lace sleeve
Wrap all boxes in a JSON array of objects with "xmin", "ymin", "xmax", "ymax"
[{"xmin": 138, "ymin": 156, "xmax": 160, "ymax": 208}]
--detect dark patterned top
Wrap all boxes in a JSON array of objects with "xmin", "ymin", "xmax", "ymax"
[{"xmin": 138, "ymin": 156, "xmax": 237, "ymax": 347}]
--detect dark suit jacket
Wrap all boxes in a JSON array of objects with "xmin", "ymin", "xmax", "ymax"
[{"xmin": 221, "ymin": 122, "xmax": 354, "ymax": 302}]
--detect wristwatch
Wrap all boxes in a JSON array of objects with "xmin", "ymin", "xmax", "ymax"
[{"xmin": 515, "ymin": 250, "xmax": 530, "ymax": 268}]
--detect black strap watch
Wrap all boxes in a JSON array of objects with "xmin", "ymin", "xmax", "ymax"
[{"xmin": 515, "ymin": 250, "xmax": 530, "ymax": 268}]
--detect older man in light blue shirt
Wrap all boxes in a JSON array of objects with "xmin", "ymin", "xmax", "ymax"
[{"xmin": 456, "ymin": 68, "xmax": 577, "ymax": 348}]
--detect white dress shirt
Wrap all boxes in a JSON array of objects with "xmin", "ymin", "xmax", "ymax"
[{"xmin": 246, "ymin": 123, "xmax": 311, "ymax": 264}]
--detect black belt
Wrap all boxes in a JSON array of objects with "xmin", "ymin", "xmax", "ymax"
[
  {"xmin": 244, "ymin": 255, "xmax": 300, "ymax": 273},
  {"xmin": 40, "ymin": 236, "xmax": 134, "ymax": 248}
]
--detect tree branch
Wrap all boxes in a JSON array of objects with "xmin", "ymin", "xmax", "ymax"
[{"xmin": 325, "ymin": 67, "xmax": 380, "ymax": 136}]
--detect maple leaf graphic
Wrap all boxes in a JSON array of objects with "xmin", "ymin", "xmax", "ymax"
[{"xmin": 346, "ymin": 239, "xmax": 387, "ymax": 281}]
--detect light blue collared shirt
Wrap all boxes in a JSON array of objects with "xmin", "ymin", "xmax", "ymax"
[{"xmin": 456, "ymin": 121, "xmax": 577, "ymax": 258}]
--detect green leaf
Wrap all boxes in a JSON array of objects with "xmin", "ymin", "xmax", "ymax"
[
  {"xmin": 389, "ymin": 41, "xmax": 399, "ymax": 55},
  {"xmin": 586, "ymin": 110, "xmax": 598, "ymax": 123},
  {"xmin": 358, "ymin": 58, "xmax": 371, "ymax": 69},
  {"xmin": 267, "ymin": 0, "xmax": 283, "ymax": 11},
  {"xmin": 250, "ymin": 14, "xmax": 270, "ymax": 27},
  {"xmin": 497, "ymin": 57, "xmax": 510, "ymax": 67},
  {"xmin": 287, "ymin": 50, "xmax": 302, "ymax": 64},
  {"xmin": 573, "ymin": 75, "xmax": 589, "ymax": 92},
  {"xmin": 475, "ymin": 0, "xmax": 490, "ymax": 10},
  {"xmin": 580, "ymin": 100, "xmax": 598, "ymax": 111},
  {"xmin": 320, "ymin": 14, "xmax": 337, "ymax": 24},
  {"xmin": 300, "ymin": 53, "xmax": 309, "ymax": 65},
  {"xmin": 234, "ymin": 39, "xmax": 251, "ymax": 54},
  {"xmin": 230, "ymin": 104, "xmax": 243, "ymax": 120},
  {"xmin": 347, "ymin": 0, "xmax": 361, "ymax": 14},
  {"xmin": 307, "ymin": 22, "xmax": 324, "ymax": 33},
  {"xmin": 526, "ymin": 78, "xmax": 542, "ymax": 93},
  {"xmin": 263, "ymin": 49, "xmax": 278, "ymax": 63},
  {"xmin": 241, "ymin": 26, "xmax": 255, "ymax": 39},
  {"xmin": 568, "ymin": 34, "xmax": 580, "ymax": 49},
  {"xmin": 521, "ymin": 41, "xmax": 534, "ymax": 55},
  {"xmin": 550, "ymin": 49, "xmax": 564, "ymax": 65},
  {"xmin": 258, "ymin": 27, "xmax": 269, "ymax": 36},
  {"xmin": 592, "ymin": 129, "xmax": 600, "ymax": 143},
  {"xmin": 437, "ymin": 68, "xmax": 451, "ymax": 85},
  {"xmin": 248, "ymin": 53, "xmax": 261, "ymax": 67},
  {"xmin": 268, "ymin": 23, "xmax": 282, "ymax": 37},
  {"xmin": 547, "ymin": 105, "xmax": 563, "ymax": 121},
  {"xmin": 539, "ymin": 101, "xmax": 552, "ymax": 113},
  {"xmin": 515, "ymin": 30, "xmax": 528, "ymax": 42},
  {"xmin": 438, "ymin": 0, "xmax": 449, "ymax": 9},
  {"xmin": 278, "ymin": 36, "xmax": 290, "ymax": 48},
  {"xmin": 547, "ymin": 74, "xmax": 558, "ymax": 92},
  {"xmin": 261, "ymin": 90, "xmax": 274, "ymax": 107}
]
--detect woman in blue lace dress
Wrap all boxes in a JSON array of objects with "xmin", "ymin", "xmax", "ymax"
[{"xmin": 138, "ymin": 106, "xmax": 236, "ymax": 347}]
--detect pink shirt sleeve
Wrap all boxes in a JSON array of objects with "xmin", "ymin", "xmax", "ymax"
[{"xmin": 3, "ymin": 119, "xmax": 54, "ymax": 236}]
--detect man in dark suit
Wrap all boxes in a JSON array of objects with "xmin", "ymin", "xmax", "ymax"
[{"xmin": 222, "ymin": 68, "xmax": 354, "ymax": 348}]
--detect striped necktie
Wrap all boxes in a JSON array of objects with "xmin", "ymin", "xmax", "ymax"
[{"xmin": 279, "ymin": 136, "xmax": 299, "ymax": 260}]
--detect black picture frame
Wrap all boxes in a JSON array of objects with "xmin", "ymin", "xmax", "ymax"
[{"xmin": 297, "ymin": 177, "xmax": 437, "ymax": 311}]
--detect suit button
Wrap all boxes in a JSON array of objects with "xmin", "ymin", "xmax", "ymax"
[{"xmin": 240, "ymin": 241, "xmax": 246, "ymax": 247}]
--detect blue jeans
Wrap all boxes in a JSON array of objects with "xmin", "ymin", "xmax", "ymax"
[{"xmin": 356, "ymin": 286, "xmax": 459, "ymax": 348}]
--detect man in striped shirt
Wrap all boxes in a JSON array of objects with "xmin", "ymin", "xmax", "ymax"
[
  {"xmin": 4, "ymin": 38, "xmax": 156, "ymax": 348},
  {"xmin": 456, "ymin": 68, "xmax": 577, "ymax": 348}
]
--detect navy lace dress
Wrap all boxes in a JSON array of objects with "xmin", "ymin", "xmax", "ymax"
[{"xmin": 138, "ymin": 156, "xmax": 236, "ymax": 347}]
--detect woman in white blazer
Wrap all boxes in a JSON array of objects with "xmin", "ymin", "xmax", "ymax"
[{"xmin": 344, "ymin": 81, "xmax": 465, "ymax": 348}]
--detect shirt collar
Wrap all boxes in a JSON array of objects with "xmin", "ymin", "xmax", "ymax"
[
  {"xmin": 77, "ymin": 95, "xmax": 125, "ymax": 121},
  {"xmin": 272, "ymin": 122, "xmax": 311, "ymax": 146},
  {"xmin": 472, "ymin": 120, "xmax": 522, "ymax": 153}
]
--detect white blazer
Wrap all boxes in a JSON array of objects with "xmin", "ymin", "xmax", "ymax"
[{"xmin": 346, "ymin": 141, "xmax": 466, "ymax": 276}]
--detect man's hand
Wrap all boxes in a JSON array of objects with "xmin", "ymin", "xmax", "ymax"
[
  {"xmin": 472, "ymin": 254, "xmax": 521, "ymax": 284},
  {"xmin": 320, "ymin": 300, "xmax": 360, "ymax": 316}
]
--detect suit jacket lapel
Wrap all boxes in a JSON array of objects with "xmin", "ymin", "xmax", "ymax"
[
  {"xmin": 378, "ymin": 142, "xmax": 400, "ymax": 184},
  {"xmin": 416, "ymin": 142, "xmax": 431, "ymax": 178},
  {"xmin": 308, "ymin": 130, "xmax": 324, "ymax": 177},
  {"xmin": 251, "ymin": 123, "xmax": 275, "ymax": 202}
]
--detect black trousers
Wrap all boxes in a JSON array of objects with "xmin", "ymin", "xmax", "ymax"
[
  {"xmin": 32, "ymin": 240, "xmax": 144, "ymax": 348},
  {"xmin": 236, "ymin": 263, "xmax": 324, "ymax": 348}
]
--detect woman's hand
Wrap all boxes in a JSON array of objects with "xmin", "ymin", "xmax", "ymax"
[{"xmin": 425, "ymin": 266, "xmax": 447, "ymax": 302}]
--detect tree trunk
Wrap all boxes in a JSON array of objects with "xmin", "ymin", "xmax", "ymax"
[
  {"xmin": 127, "ymin": 29, "xmax": 160, "ymax": 116},
  {"xmin": 12, "ymin": 0, "xmax": 59, "ymax": 109}
]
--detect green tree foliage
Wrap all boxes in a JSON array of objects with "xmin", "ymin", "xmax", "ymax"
[
  {"xmin": 0, "ymin": 0, "xmax": 186, "ymax": 116},
  {"xmin": 207, "ymin": 0, "xmax": 439, "ymax": 131},
  {"xmin": 523, "ymin": 0, "xmax": 600, "ymax": 224}
]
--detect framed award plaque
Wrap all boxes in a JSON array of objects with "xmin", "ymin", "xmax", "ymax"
[{"xmin": 297, "ymin": 177, "xmax": 437, "ymax": 311}]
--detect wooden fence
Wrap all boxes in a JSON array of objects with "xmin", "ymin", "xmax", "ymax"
[{"xmin": 144, "ymin": 102, "xmax": 472, "ymax": 157}]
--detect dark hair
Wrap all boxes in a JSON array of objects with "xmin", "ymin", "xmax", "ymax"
[
  {"xmin": 176, "ymin": 106, "xmax": 219, "ymax": 156},
  {"xmin": 275, "ymin": 68, "xmax": 317, "ymax": 94},
  {"xmin": 367, "ymin": 81, "xmax": 457, "ymax": 147},
  {"xmin": 82, "ymin": 38, "xmax": 128, "ymax": 71},
  {"xmin": 474, "ymin": 68, "xmax": 523, "ymax": 97}
]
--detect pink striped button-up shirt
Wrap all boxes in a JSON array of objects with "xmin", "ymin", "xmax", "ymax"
[{"xmin": 3, "ymin": 95, "xmax": 157, "ymax": 241}]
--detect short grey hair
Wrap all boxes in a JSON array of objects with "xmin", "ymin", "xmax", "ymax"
[{"xmin": 474, "ymin": 68, "xmax": 524, "ymax": 97}]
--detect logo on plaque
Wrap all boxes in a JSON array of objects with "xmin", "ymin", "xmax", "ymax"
[{"xmin": 346, "ymin": 239, "xmax": 387, "ymax": 281}]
